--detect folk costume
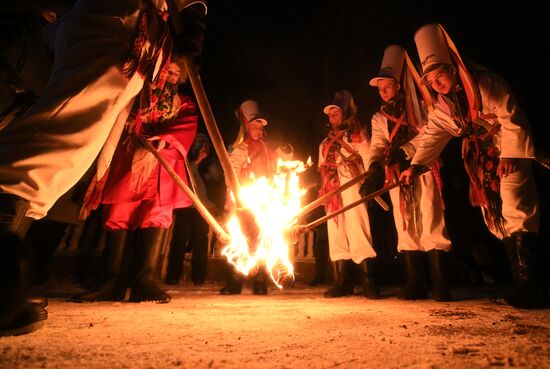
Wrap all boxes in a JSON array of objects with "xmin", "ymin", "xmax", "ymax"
[
  {"xmin": 219, "ymin": 100, "xmax": 276, "ymax": 296},
  {"xmin": 410, "ymin": 23, "xmax": 544, "ymax": 308},
  {"xmin": 318, "ymin": 90, "xmax": 379, "ymax": 298},
  {"xmin": 365, "ymin": 45, "xmax": 452, "ymax": 301},
  {"xmin": 73, "ymin": 62, "xmax": 198, "ymax": 303}
]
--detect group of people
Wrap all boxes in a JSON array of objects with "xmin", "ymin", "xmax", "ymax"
[
  {"xmin": 317, "ymin": 24, "xmax": 545, "ymax": 311},
  {"xmin": 0, "ymin": 0, "xmax": 546, "ymax": 340}
]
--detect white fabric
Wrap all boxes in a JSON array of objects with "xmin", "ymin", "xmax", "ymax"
[
  {"xmin": 369, "ymin": 112, "xmax": 450, "ymax": 251},
  {"xmin": 0, "ymin": 4, "xmax": 146, "ymax": 219},
  {"xmin": 410, "ymin": 71, "xmax": 539, "ymax": 238},
  {"xmin": 318, "ymin": 133, "xmax": 376, "ymax": 263}
]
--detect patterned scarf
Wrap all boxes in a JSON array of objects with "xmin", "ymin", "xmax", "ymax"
[
  {"xmin": 441, "ymin": 89, "xmax": 506, "ymax": 237},
  {"xmin": 318, "ymin": 118, "xmax": 364, "ymax": 222},
  {"xmin": 121, "ymin": 1, "xmax": 172, "ymax": 82}
]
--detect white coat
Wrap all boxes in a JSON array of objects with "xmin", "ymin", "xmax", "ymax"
[
  {"xmin": 318, "ymin": 130, "xmax": 376, "ymax": 263},
  {"xmin": 369, "ymin": 112, "xmax": 451, "ymax": 252},
  {"xmin": 410, "ymin": 71, "xmax": 539, "ymax": 238}
]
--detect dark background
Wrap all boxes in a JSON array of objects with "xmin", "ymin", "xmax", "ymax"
[
  {"xmin": 200, "ymin": 0, "xmax": 548, "ymax": 160},
  {"xmin": 198, "ymin": 0, "xmax": 549, "ymax": 284}
]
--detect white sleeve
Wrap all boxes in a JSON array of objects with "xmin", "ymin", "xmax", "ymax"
[
  {"xmin": 411, "ymin": 107, "xmax": 455, "ymax": 167},
  {"xmin": 367, "ymin": 113, "xmax": 389, "ymax": 169}
]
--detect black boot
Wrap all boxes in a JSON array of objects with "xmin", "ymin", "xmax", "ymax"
[
  {"xmin": 129, "ymin": 227, "xmax": 170, "ymax": 303},
  {"xmin": 359, "ymin": 258, "xmax": 381, "ymax": 299},
  {"xmin": 429, "ymin": 250, "xmax": 453, "ymax": 302},
  {"xmin": 71, "ymin": 230, "xmax": 129, "ymax": 302},
  {"xmin": 503, "ymin": 232, "xmax": 547, "ymax": 309},
  {"xmin": 164, "ymin": 208, "xmax": 193, "ymax": 285},
  {"xmin": 399, "ymin": 251, "xmax": 429, "ymax": 300},
  {"xmin": 324, "ymin": 260, "xmax": 354, "ymax": 298},
  {"xmin": 219, "ymin": 264, "xmax": 244, "ymax": 295},
  {"xmin": 252, "ymin": 266, "xmax": 268, "ymax": 295},
  {"xmin": 0, "ymin": 193, "xmax": 46, "ymax": 336}
]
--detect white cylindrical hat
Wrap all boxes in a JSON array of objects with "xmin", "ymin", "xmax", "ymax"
[
  {"xmin": 237, "ymin": 100, "xmax": 267, "ymax": 126},
  {"xmin": 414, "ymin": 23, "xmax": 453, "ymax": 81},
  {"xmin": 369, "ymin": 45, "xmax": 405, "ymax": 86}
]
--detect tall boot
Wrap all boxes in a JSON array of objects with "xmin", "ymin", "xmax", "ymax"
[
  {"xmin": 429, "ymin": 249, "xmax": 453, "ymax": 302},
  {"xmin": 219, "ymin": 263, "xmax": 244, "ymax": 295},
  {"xmin": 252, "ymin": 266, "xmax": 268, "ymax": 295},
  {"xmin": 129, "ymin": 227, "xmax": 170, "ymax": 303},
  {"xmin": 0, "ymin": 193, "xmax": 47, "ymax": 336},
  {"xmin": 359, "ymin": 258, "xmax": 381, "ymax": 299},
  {"xmin": 164, "ymin": 208, "xmax": 192, "ymax": 285},
  {"xmin": 399, "ymin": 251, "xmax": 429, "ymax": 300},
  {"xmin": 71, "ymin": 230, "xmax": 129, "ymax": 302},
  {"xmin": 324, "ymin": 260, "xmax": 354, "ymax": 298},
  {"xmin": 503, "ymin": 232, "xmax": 547, "ymax": 309}
]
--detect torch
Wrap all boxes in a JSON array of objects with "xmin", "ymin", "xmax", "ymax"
[{"xmin": 166, "ymin": 0, "xmax": 261, "ymax": 252}]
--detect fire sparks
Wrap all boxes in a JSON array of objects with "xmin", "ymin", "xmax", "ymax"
[{"xmin": 222, "ymin": 158, "xmax": 312, "ymax": 288}]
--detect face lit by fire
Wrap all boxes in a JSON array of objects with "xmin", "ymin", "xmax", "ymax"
[
  {"xmin": 246, "ymin": 120, "xmax": 265, "ymax": 140},
  {"xmin": 426, "ymin": 65, "xmax": 457, "ymax": 95},
  {"xmin": 377, "ymin": 78, "xmax": 400, "ymax": 102},
  {"xmin": 161, "ymin": 63, "xmax": 181, "ymax": 85},
  {"xmin": 327, "ymin": 107, "xmax": 343, "ymax": 127}
]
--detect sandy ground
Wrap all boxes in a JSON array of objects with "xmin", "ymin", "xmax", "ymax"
[{"xmin": 1, "ymin": 282, "xmax": 549, "ymax": 369}]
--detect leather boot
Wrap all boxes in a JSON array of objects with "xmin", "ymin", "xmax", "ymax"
[
  {"xmin": 71, "ymin": 230, "xmax": 129, "ymax": 302},
  {"xmin": 324, "ymin": 260, "xmax": 354, "ymax": 298},
  {"xmin": 359, "ymin": 258, "xmax": 381, "ymax": 299},
  {"xmin": 429, "ymin": 249, "xmax": 453, "ymax": 302},
  {"xmin": 252, "ymin": 266, "xmax": 268, "ymax": 295},
  {"xmin": 399, "ymin": 251, "xmax": 429, "ymax": 300},
  {"xmin": 0, "ymin": 193, "xmax": 46, "ymax": 336},
  {"xmin": 503, "ymin": 232, "xmax": 547, "ymax": 309},
  {"xmin": 129, "ymin": 227, "xmax": 170, "ymax": 303},
  {"xmin": 219, "ymin": 264, "xmax": 243, "ymax": 295}
]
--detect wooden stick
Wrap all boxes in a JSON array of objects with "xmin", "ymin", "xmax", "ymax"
[
  {"xmin": 165, "ymin": 0, "xmax": 243, "ymax": 206},
  {"xmin": 301, "ymin": 167, "xmax": 431, "ymax": 232},
  {"xmin": 297, "ymin": 171, "xmax": 369, "ymax": 218},
  {"xmin": 327, "ymin": 133, "xmax": 389, "ymax": 211},
  {"xmin": 136, "ymin": 135, "xmax": 231, "ymax": 242}
]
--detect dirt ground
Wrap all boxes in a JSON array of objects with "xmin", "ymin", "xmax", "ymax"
[{"xmin": 1, "ymin": 281, "xmax": 549, "ymax": 369}]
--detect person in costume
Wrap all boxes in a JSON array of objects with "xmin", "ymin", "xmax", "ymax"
[
  {"xmin": 219, "ymin": 99, "xmax": 293, "ymax": 295},
  {"xmin": 0, "ymin": 0, "xmax": 206, "ymax": 335},
  {"xmin": 361, "ymin": 45, "xmax": 453, "ymax": 301},
  {"xmin": 73, "ymin": 58, "xmax": 198, "ymax": 303},
  {"xmin": 401, "ymin": 23, "xmax": 545, "ymax": 309},
  {"xmin": 318, "ymin": 89, "xmax": 380, "ymax": 299}
]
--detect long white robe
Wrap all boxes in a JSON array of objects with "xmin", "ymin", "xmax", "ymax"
[
  {"xmin": 369, "ymin": 112, "xmax": 451, "ymax": 252},
  {"xmin": 318, "ymin": 131, "xmax": 376, "ymax": 263}
]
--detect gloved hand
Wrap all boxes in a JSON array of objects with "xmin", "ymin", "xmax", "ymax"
[
  {"xmin": 359, "ymin": 162, "xmax": 385, "ymax": 197},
  {"xmin": 171, "ymin": 3, "xmax": 207, "ymax": 57}
]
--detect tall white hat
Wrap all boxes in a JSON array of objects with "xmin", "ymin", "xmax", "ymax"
[
  {"xmin": 236, "ymin": 100, "xmax": 267, "ymax": 126},
  {"xmin": 369, "ymin": 45, "xmax": 405, "ymax": 86},
  {"xmin": 414, "ymin": 23, "xmax": 453, "ymax": 81}
]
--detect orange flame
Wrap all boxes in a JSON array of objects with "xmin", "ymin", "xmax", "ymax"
[{"xmin": 222, "ymin": 158, "xmax": 311, "ymax": 288}]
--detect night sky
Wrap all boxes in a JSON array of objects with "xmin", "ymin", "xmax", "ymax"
[{"xmin": 198, "ymin": 0, "xmax": 548, "ymax": 163}]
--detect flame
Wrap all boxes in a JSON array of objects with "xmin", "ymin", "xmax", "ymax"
[{"xmin": 222, "ymin": 158, "xmax": 311, "ymax": 288}]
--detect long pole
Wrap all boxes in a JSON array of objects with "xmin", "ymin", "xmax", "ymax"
[
  {"xmin": 165, "ymin": 0, "xmax": 244, "ymax": 208},
  {"xmin": 327, "ymin": 133, "xmax": 389, "ymax": 211},
  {"xmin": 136, "ymin": 135, "xmax": 231, "ymax": 242},
  {"xmin": 301, "ymin": 167, "xmax": 431, "ymax": 233}
]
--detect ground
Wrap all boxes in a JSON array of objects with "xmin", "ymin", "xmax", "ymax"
[{"xmin": 1, "ymin": 282, "xmax": 549, "ymax": 369}]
